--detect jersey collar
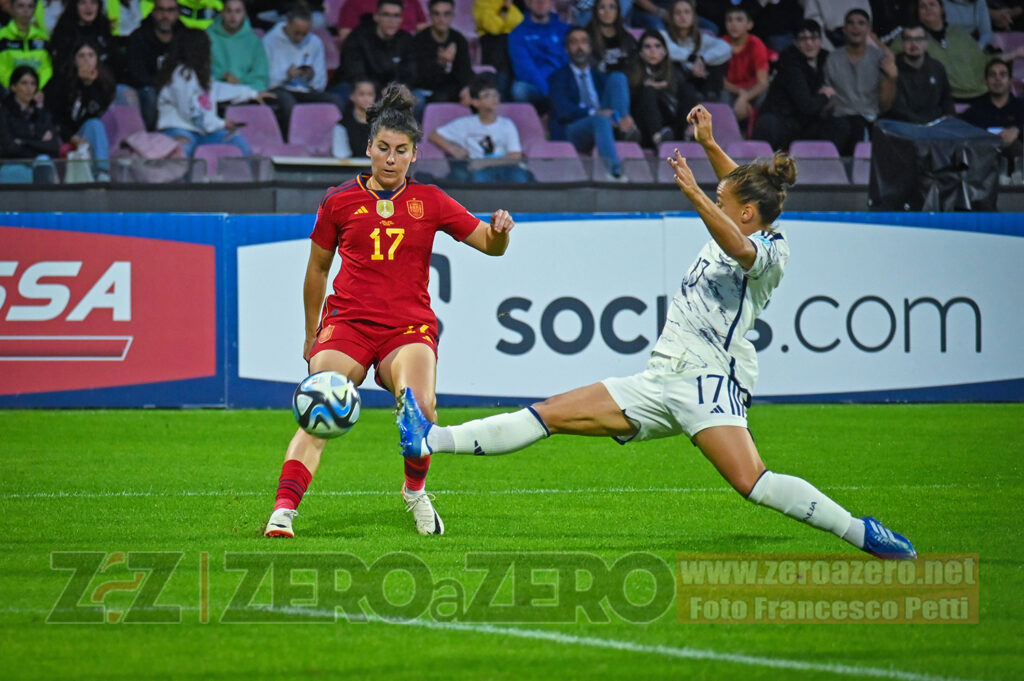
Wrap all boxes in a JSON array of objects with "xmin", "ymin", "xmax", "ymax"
[{"xmin": 357, "ymin": 173, "xmax": 409, "ymax": 201}]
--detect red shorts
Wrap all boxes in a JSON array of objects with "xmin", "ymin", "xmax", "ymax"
[{"xmin": 310, "ymin": 318, "xmax": 439, "ymax": 384}]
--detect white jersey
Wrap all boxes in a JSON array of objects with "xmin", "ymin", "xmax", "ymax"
[{"xmin": 651, "ymin": 229, "xmax": 789, "ymax": 394}]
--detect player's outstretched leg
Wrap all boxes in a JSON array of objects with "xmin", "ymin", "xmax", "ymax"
[
  {"xmin": 747, "ymin": 472, "xmax": 917, "ymax": 560},
  {"xmin": 696, "ymin": 427, "xmax": 916, "ymax": 560},
  {"xmin": 397, "ymin": 387, "xmax": 549, "ymax": 458}
]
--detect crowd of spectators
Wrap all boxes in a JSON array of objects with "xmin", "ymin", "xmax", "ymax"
[{"xmin": 0, "ymin": 0, "xmax": 1023, "ymax": 184}]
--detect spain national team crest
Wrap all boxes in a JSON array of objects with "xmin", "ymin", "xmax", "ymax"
[
  {"xmin": 376, "ymin": 200, "xmax": 394, "ymax": 218},
  {"xmin": 407, "ymin": 198, "xmax": 424, "ymax": 220}
]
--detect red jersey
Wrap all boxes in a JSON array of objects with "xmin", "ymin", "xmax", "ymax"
[
  {"xmin": 724, "ymin": 34, "xmax": 769, "ymax": 89},
  {"xmin": 310, "ymin": 173, "xmax": 481, "ymax": 330}
]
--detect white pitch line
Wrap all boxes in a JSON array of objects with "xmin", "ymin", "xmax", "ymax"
[
  {"xmin": 0, "ymin": 604, "xmax": 996, "ymax": 681},
  {"xmin": 0, "ymin": 482, "xmax": 987, "ymax": 501}
]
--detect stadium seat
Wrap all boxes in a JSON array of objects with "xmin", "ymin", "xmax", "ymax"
[
  {"xmin": 224, "ymin": 104, "xmax": 286, "ymax": 156},
  {"xmin": 789, "ymin": 140, "xmax": 850, "ymax": 184},
  {"xmin": 416, "ymin": 141, "xmax": 446, "ymax": 158},
  {"xmin": 851, "ymin": 141, "xmax": 871, "ymax": 185},
  {"xmin": 725, "ymin": 140, "xmax": 773, "ymax": 160},
  {"xmin": 496, "ymin": 103, "xmax": 548, "ymax": 155},
  {"xmin": 526, "ymin": 140, "xmax": 588, "ymax": 182},
  {"xmin": 323, "ymin": 0, "xmax": 343, "ymax": 27},
  {"xmin": 991, "ymin": 31, "xmax": 1024, "ymax": 53},
  {"xmin": 288, "ymin": 103, "xmax": 342, "ymax": 156},
  {"xmin": 472, "ymin": 64, "xmax": 497, "ymax": 74},
  {"xmin": 592, "ymin": 142, "xmax": 653, "ymax": 182},
  {"xmin": 656, "ymin": 141, "xmax": 718, "ymax": 184},
  {"xmin": 101, "ymin": 104, "xmax": 145, "ymax": 156},
  {"xmin": 314, "ymin": 28, "xmax": 340, "ymax": 72},
  {"xmin": 422, "ymin": 102, "xmax": 472, "ymax": 136},
  {"xmin": 192, "ymin": 144, "xmax": 244, "ymax": 181},
  {"xmin": 696, "ymin": 101, "xmax": 744, "ymax": 148},
  {"xmin": 451, "ymin": 0, "xmax": 480, "ymax": 63}
]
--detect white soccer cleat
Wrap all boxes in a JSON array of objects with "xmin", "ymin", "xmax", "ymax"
[
  {"xmin": 402, "ymin": 487, "xmax": 445, "ymax": 535},
  {"xmin": 264, "ymin": 508, "xmax": 298, "ymax": 538}
]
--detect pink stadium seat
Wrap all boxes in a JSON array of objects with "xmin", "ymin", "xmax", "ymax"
[
  {"xmin": 323, "ymin": 0, "xmax": 343, "ymax": 27},
  {"xmin": 991, "ymin": 31, "xmax": 1024, "ymax": 53},
  {"xmin": 288, "ymin": 103, "xmax": 342, "ymax": 156},
  {"xmin": 101, "ymin": 104, "xmax": 145, "ymax": 155},
  {"xmin": 496, "ymin": 103, "xmax": 548, "ymax": 155},
  {"xmin": 416, "ymin": 141, "xmax": 446, "ymax": 158},
  {"xmin": 422, "ymin": 102, "xmax": 472, "ymax": 136},
  {"xmin": 697, "ymin": 101, "xmax": 743, "ymax": 147},
  {"xmin": 314, "ymin": 28, "xmax": 340, "ymax": 72},
  {"xmin": 851, "ymin": 141, "xmax": 871, "ymax": 185},
  {"xmin": 450, "ymin": 1, "xmax": 480, "ymax": 63},
  {"xmin": 656, "ymin": 141, "xmax": 717, "ymax": 184},
  {"xmin": 789, "ymin": 140, "xmax": 849, "ymax": 184},
  {"xmin": 224, "ymin": 104, "xmax": 285, "ymax": 156},
  {"xmin": 192, "ymin": 144, "xmax": 243, "ymax": 180},
  {"xmin": 592, "ymin": 142, "xmax": 652, "ymax": 182},
  {"xmin": 789, "ymin": 140, "xmax": 841, "ymax": 157},
  {"xmin": 526, "ymin": 140, "xmax": 587, "ymax": 182},
  {"xmin": 725, "ymin": 140, "xmax": 773, "ymax": 160}
]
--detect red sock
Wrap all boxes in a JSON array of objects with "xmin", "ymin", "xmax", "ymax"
[
  {"xmin": 274, "ymin": 459, "xmax": 313, "ymax": 510},
  {"xmin": 403, "ymin": 455, "xmax": 430, "ymax": 492}
]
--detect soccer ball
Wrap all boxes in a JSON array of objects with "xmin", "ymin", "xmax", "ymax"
[{"xmin": 292, "ymin": 371, "xmax": 361, "ymax": 439}]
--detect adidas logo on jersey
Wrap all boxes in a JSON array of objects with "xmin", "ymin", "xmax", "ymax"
[
  {"xmin": 710, "ymin": 405, "xmax": 725, "ymax": 414},
  {"xmin": 353, "ymin": 206, "xmax": 369, "ymax": 215}
]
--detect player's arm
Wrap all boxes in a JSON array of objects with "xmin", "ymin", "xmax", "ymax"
[
  {"xmin": 302, "ymin": 241, "xmax": 335, "ymax": 360},
  {"xmin": 686, "ymin": 105, "xmax": 738, "ymax": 180},
  {"xmin": 668, "ymin": 150, "xmax": 756, "ymax": 270},
  {"xmin": 462, "ymin": 209, "xmax": 515, "ymax": 255}
]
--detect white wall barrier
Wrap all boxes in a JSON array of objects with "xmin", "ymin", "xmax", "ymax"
[{"xmin": 237, "ymin": 215, "xmax": 1024, "ymax": 404}]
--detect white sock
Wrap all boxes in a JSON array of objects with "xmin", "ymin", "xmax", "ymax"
[
  {"xmin": 425, "ymin": 407, "xmax": 550, "ymax": 455},
  {"xmin": 747, "ymin": 470, "xmax": 859, "ymax": 548}
]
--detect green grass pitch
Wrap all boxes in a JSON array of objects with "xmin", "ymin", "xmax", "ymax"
[{"xmin": 0, "ymin": 404, "xmax": 1021, "ymax": 681}]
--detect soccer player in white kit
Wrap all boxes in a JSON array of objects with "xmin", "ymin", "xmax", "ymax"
[{"xmin": 397, "ymin": 105, "xmax": 917, "ymax": 560}]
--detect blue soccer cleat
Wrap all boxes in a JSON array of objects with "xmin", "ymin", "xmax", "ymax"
[
  {"xmin": 397, "ymin": 387, "xmax": 432, "ymax": 459},
  {"xmin": 861, "ymin": 516, "xmax": 917, "ymax": 560}
]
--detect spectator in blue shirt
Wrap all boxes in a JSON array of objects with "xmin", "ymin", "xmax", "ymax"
[{"xmin": 508, "ymin": 0, "xmax": 569, "ymax": 113}]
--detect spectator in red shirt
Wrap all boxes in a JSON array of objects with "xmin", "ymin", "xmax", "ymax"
[
  {"xmin": 336, "ymin": 0, "xmax": 428, "ymax": 43},
  {"xmin": 721, "ymin": 5, "xmax": 769, "ymax": 127}
]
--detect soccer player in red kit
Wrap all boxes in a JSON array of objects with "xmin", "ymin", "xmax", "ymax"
[{"xmin": 265, "ymin": 83, "xmax": 515, "ymax": 538}]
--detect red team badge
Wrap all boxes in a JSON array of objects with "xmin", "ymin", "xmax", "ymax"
[{"xmin": 406, "ymin": 199, "xmax": 424, "ymax": 220}]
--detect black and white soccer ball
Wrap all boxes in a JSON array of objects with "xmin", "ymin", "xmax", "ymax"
[{"xmin": 292, "ymin": 371, "xmax": 361, "ymax": 439}]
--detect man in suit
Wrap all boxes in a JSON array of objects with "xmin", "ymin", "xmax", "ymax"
[{"xmin": 548, "ymin": 26, "xmax": 639, "ymax": 181}]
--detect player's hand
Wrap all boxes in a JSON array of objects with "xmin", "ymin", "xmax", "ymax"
[
  {"xmin": 490, "ymin": 209, "xmax": 514, "ymax": 234},
  {"xmin": 686, "ymin": 105, "xmax": 714, "ymax": 147},
  {"xmin": 303, "ymin": 335, "xmax": 316, "ymax": 362},
  {"xmin": 668, "ymin": 149, "xmax": 699, "ymax": 198}
]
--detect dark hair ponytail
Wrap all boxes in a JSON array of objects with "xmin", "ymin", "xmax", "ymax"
[
  {"xmin": 366, "ymin": 83, "xmax": 423, "ymax": 145},
  {"xmin": 725, "ymin": 152, "xmax": 797, "ymax": 225}
]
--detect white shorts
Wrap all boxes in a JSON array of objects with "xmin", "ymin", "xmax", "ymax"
[{"xmin": 601, "ymin": 354, "xmax": 749, "ymax": 443}]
